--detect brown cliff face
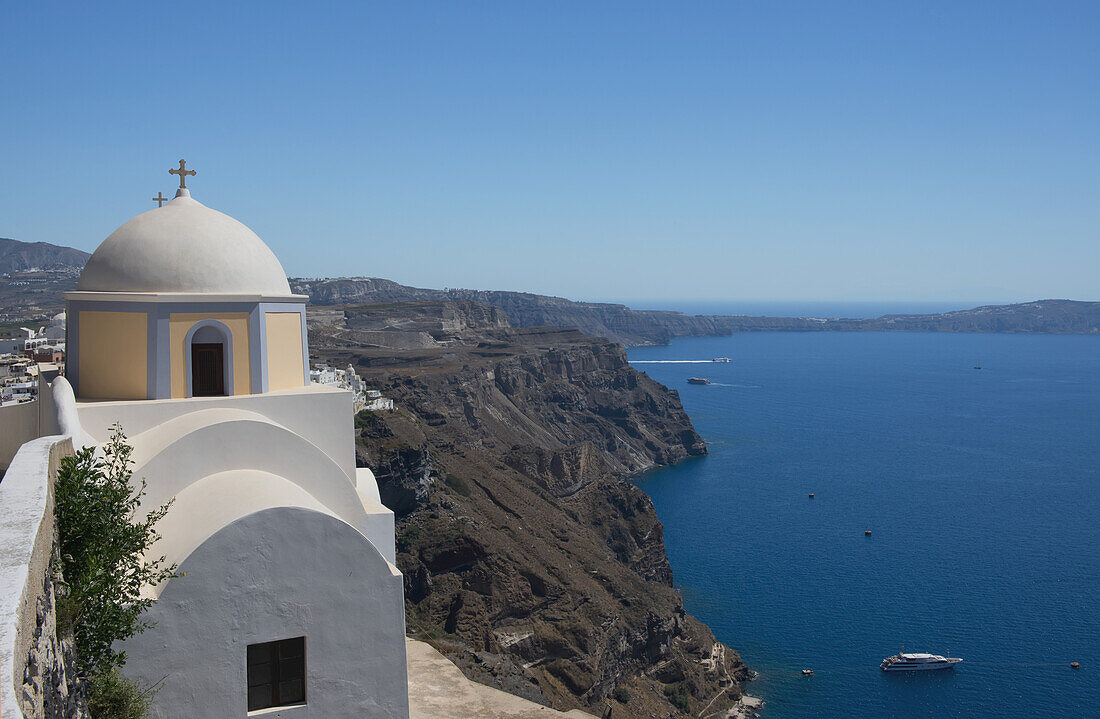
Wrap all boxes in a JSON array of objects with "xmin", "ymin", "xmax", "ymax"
[{"xmin": 311, "ymin": 302, "xmax": 748, "ymax": 716}]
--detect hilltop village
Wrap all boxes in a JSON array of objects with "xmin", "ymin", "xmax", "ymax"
[
  {"xmin": 0, "ymin": 170, "xmax": 751, "ymax": 719},
  {"xmin": 1, "ymin": 317, "xmax": 66, "ymax": 403}
]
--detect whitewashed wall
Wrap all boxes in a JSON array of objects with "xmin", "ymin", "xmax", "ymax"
[
  {"xmin": 121, "ymin": 507, "xmax": 410, "ymax": 719},
  {"xmin": 0, "ymin": 376, "xmax": 66, "ymax": 472},
  {"xmin": 0, "ymin": 400, "xmax": 40, "ymax": 472}
]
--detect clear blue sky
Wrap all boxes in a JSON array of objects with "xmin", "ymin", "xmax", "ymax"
[{"xmin": 3, "ymin": 1, "xmax": 1098, "ymax": 304}]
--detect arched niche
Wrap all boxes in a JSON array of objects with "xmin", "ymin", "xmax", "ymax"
[{"xmin": 185, "ymin": 319, "xmax": 235, "ymax": 397}]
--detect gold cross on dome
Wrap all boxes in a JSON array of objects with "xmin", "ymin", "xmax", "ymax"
[
  {"xmin": 152, "ymin": 191, "xmax": 168, "ymax": 207},
  {"xmin": 169, "ymin": 159, "xmax": 196, "ymax": 189}
]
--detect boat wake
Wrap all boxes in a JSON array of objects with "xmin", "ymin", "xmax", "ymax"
[{"xmin": 630, "ymin": 360, "xmax": 714, "ymax": 364}]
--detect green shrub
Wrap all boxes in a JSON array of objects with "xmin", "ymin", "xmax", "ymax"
[
  {"xmin": 54, "ymin": 424, "xmax": 177, "ymax": 677},
  {"xmin": 664, "ymin": 682, "xmax": 691, "ymax": 714},
  {"xmin": 87, "ymin": 669, "xmax": 154, "ymax": 719},
  {"xmin": 445, "ymin": 473, "xmax": 471, "ymax": 497},
  {"xmin": 397, "ymin": 525, "xmax": 422, "ymax": 552},
  {"xmin": 613, "ymin": 686, "xmax": 631, "ymax": 703}
]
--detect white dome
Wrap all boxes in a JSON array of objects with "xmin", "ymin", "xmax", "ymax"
[{"xmin": 78, "ymin": 190, "xmax": 292, "ymax": 295}]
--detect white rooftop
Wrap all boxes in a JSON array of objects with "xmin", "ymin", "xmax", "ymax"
[{"xmin": 78, "ymin": 188, "xmax": 292, "ymax": 295}]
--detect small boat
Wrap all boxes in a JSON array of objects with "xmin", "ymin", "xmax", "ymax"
[
  {"xmin": 1071, "ymin": 662, "xmax": 1080, "ymax": 669},
  {"xmin": 973, "ymin": 365, "xmax": 982, "ymax": 370},
  {"xmin": 808, "ymin": 493, "xmax": 815, "ymax": 498},
  {"xmin": 712, "ymin": 357, "xmax": 732, "ymax": 363},
  {"xmin": 865, "ymin": 530, "xmax": 872, "ymax": 536},
  {"xmin": 801, "ymin": 669, "xmax": 814, "ymax": 676},
  {"xmin": 687, "ymin": 377, "xmax": 711, "ymax": 385},
  {"xmin": 880, "ymin": 653, "xmax": 962, "ymax": 672}
]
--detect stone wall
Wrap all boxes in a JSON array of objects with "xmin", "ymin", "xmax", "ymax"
[
  {"xmin": 21, "ymin": 541, "xmax": 87, "ymax": 719},
  {"xmin": 0, "ymin": 431, "xmax": 87, "ymax": 719}
]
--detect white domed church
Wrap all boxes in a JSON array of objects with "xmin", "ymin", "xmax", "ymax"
[
  {"xmin": 70, "ymin": 184, "xmax": 305, "ymax": 399},
  {"xmin": 63, "ymin": 166, "xmax": 411, "ymax": 718}
]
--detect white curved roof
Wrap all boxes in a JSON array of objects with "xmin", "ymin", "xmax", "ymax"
[
  {"xmin": 128, "ymin": 411, "xmax": 362, "ymax": 522},
  {"xmin": 78, "ymin": 189, "xmax": 292, "ymax": 295},
  {"xmin": 147, "ymin": 470, "xmax": 336, "ymax": 597}
]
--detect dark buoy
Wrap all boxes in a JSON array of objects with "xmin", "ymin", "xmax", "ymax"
[{"xmin": 865, "ymin": 530, "xmax": 872, "ymax": 536}]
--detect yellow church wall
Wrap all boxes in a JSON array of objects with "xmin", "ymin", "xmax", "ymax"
[
  {"xmin": 265, "ymin": 312, "xmax": 305, "ymax": 391},
  {"xmin": 79, "ymin": 311, "xmax": 148, "ymax": 399},
  {"xmin": 169, "ymin": 313, "xmax": 252, "ymax": 398}
]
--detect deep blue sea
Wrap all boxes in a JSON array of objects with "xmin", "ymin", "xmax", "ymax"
[
  {"xmin": 615, "ymin": 300, "xmax": 986, "ymax": 319},
  {"xmin": 629, "ymin": 333, "xmax": 1099, "ymax": 719}
]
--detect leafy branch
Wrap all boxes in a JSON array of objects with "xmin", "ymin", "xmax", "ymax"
[{"xmin": 54, "ymin": 423, "xmax": 178, "ymax": 677}]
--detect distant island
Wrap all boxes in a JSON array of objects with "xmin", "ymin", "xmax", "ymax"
[{"xmin": 0, "ymin": 237, "xmax": 1096, "ymax": 344}]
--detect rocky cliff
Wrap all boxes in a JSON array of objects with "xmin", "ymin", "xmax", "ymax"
[
  {"xmin": 295, "ymin": 277, "xmax": 1100, "ymax": 345},
  {"xmin": 310, "ymin": 302, "xmax": 748, "ymax": 717},
  {"xmin": 295, "ymin": 277, "xmax": 730, "ymax": 345}
]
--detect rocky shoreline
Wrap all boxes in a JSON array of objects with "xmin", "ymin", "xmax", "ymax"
[{"xmin": 725, "ymin": 695, "xmax": 764, "ymax": 719}]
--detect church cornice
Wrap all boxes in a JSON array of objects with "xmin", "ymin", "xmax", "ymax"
[{"xmin": 64, "ymin": 291, "xmax": 308, "ymax": 303}]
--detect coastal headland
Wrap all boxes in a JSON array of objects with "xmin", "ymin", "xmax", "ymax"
[
  {"xmin": 292, "ymin": 277, "xmax": 1100, "ymax": 346},
  {"xmin": 310, "ymin": 300, "xmax": 750, "ymax": 717}
]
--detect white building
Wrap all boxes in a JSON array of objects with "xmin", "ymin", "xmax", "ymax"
[
  {"xmin": 310, "ymin": 365, "xmax": 338, "ymax": 386},
  {"xmin": 0, "ymin": 316, "xmax": 66, "ymax": 355},
  {"xmin": 44, "ymin": 312, "xmax": 67, "ymax": 342},
  {"xmin": 365, "ymin": 396, "xmax": 396, "ymax": 411},
  {"xmin": 0, "ymin": 355, "xmax": 38, "ymax": 406},
  {"xmin": 57, "ymin": 182, "xmax": 410, "ymax": 717},
  {"xmin": 310, "ymin": 363, "xmax": 392, "ymax": 414}
]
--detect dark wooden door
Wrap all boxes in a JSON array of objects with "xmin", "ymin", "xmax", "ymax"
[{"xmin": 192, "ymin": 343, "xmax": 225, "ymax": 396}]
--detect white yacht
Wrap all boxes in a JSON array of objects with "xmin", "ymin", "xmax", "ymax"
[
  {"xmin": 712, "ymin": 357, "xmax": 732, "ymax": 363},
  {"xmin": 880, "ymin": 652, "xmax": 962, "ymax": 671}
]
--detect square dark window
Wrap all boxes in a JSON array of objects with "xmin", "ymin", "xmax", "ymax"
[{"xmin": 247, "ymin": 637, "xmax": 306, "ymax": 711}]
